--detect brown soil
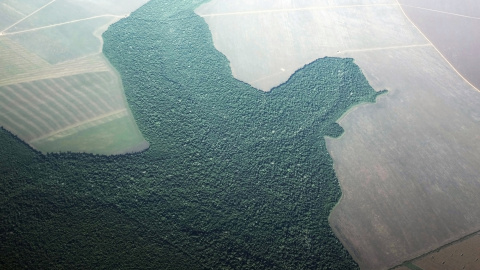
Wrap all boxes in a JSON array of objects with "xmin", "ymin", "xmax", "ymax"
[{"xmin": 412, "ymin": 233, "xmax": 480, "ymax": 270}]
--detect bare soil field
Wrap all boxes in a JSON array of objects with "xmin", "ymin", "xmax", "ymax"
[
  {"xmin": 398, "ymin": 0, "xmax": 480, "ymax": 90},
  {"xmin": 197, "ymin": 0, "xmax": 480, "ymax": 269},
  {"xmin": 412, "ymin": 233, "xmax": 480, "ymax": 270},
  {"xmin": 196, "ymin": 0, "xmax": 420, "ymax": 91},
  {"xmin": 0, "ymin": 0, "xmax": 149, "ymax": 154},
  {"xmin": 398, "ymin": 0, "xmax": 480, "ymax": 17},
  {"xmin": 328, "ymin": 45, "xmax": 480, "ymax": 269}
]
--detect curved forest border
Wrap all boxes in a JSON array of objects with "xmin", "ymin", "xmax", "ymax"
[{"xmin": 0, "ymin": 0, "xmax": 385, "ymax": 269}]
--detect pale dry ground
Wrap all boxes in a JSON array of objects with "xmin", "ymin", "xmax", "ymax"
[
  {"xmin": 196, "ymin": 0, "xmax": 480, "ymax": 269},
  {"xmin": 397, "ymin": 0, "xmax": 480, "ymax": 91},
  {"xmin": 328, "ymin": 45, "xmax": 480, "ymax": 269},
  {"xmin": 398, "ymin": 0, "xmax": 480, "ymax": 18},
  {"xmin": 196, "ymin": 0, "xmax": 424, "ymax": 92},
  {"xmin": 412, "ymin": 233, "xmax": 480, "ymax": 270},
  {"xmin": 0, "ymin": 0, "xmax": 149, "ymax": 154}
]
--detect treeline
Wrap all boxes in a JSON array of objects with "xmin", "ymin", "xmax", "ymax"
[{"xmin": 0, "ymin": 0, "xmax": 385, "ymax": 269}]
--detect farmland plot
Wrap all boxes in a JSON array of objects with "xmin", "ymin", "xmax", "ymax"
[
  {"xmin": 0, "ymin": 3, "xmax": 23, "ymax": 30},
  {"xmin": 0, "ymin": 36, "xmax": 50, "ymax": 78},
  {"xmin": 0, "ymin": 71, "xmax": 145, "ymax": 154},
  {"xmin": 412, "ymin": 233, "xmax": 480, "ymax": 270},
  {"xmin": 0, "ymin": 0, "xmax": 52, "ymax": 23},
  {"xmin": 398, "ymin": 0, "xmax": 480, "ymax": 90},
  {"xmin": 7, "ymin": 16, "xmax": 119, "ymax": 64},
  {"xmin": 0, "ymin": 0, "xmax": 149, "ymax": 154},
  {"xmin": 0, "ymin": 53, "xmax": 110, "ymax": 86},
  {"xmin": 195, "ymin": 0, "xmax": 419, "ymax": 92},
  {"xmin": 327, "ymin": 45, "xmax": 480, "ymax": 269}
]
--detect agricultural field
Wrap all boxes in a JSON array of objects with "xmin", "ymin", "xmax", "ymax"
[
  {"xmin": 393, "ymin": 232, "xmax": 480, "ymax": 270},
  {"xmin": 398, "ymin": 0, "xmax": 480, "ymax": 90},
  {"xmin": 0, "ymin": 0, "xmax": 149, "ymax": 154},
  {"xmin": 328, "ymin": 45, "xmax": 480, "ymax": 269},
  {"xmin": 411, "ymin": 233, "xmax": 480, "ymax": 270},
  {"xmin": 0, "ymin": 0, "xmax": 51, "ymax": 30},
  {"xmin": 195, "ymin": 0, "xmax": 424, "ymax": 92},
  {"xmin": 196, "ymin": 0, "xmax": 480, "ymax": 269}
]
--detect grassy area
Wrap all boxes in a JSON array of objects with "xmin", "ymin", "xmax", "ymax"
[
  {"xmin": 0, "ymin": 70, "xmax": 147, "ymax": 153},
  {"xmin": 31, "ymin": 112, "xmax": 148, "ymax": 155},
  {"xmin": 8, "ymin": 16, "xmax": 114, "ymax": 64},
  {"xmin": 0, "ymin": 37, "xmax": 50, "ymax": 77},
  {"xmin": 0, "ymin": 1, "xmax": 148, "ymax": 155}
]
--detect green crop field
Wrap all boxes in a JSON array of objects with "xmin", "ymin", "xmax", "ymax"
[
  {"xmin": 0, "ymin": 37, "xmax": 50, "ymax": 78},
  {"xmin": 7, "ymin": 16, "xmax": 118, "ymax": 64},
  {"xmin": 0, "ymin": 70, "xmax": 146, "ymax": 154},
  {"xmin": 31, "ymin": 111, "xmax": 148, "ymax": 155},
  {"xmin": 0, "ymin": 1, "xmax": 148, "ymax": 155},
  {"xmin": 0, "ymin": 1, "xmax": 51, "ymax": 30}
]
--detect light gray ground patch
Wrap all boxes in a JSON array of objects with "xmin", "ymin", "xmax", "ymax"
[
  {"xmin": 0, "ymin": 0, "xmax": 150, "ymax": 154},
  {"xmin": 398, "ymin": 0, "xmax": 480, "ymax": 90},
  {"xmin": 329, "ymin": 46, "xmax": 480, "ymax": 269},
  {"xmin": 196, "ymin": 0, "xmax": 423, "ymax": 92},
  {"xmin": 399, "ymin": 0, "xmax": 480, "ymax": 17},
  {"xmin": 197, "ymin": 0, "xmax": 480, "ymax": 269}
]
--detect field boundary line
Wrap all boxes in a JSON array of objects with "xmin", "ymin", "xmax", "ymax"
[
  {"xmin": 4, "ymin": 85, "xmax": 63, "ymax": 131},
  {"xmin": 400, "ymin": 4, "xmax": 480, "ymax": 20},
  {"xmin": 0, "ymin": 66, "xmax": 110, "ymax": 87},
  {"xmin": 338, "ymin": 43, "xmax": 431, "ymax": 54},
  {"xmin": 0, "ymin": 111, "xmax": 37, "ymax": 139},
  {"xmin": 250, "ymin": 69, "xmax": 289, "ymax": 87},
  {"xmin": 199, "ymin": 3, "xmax": 397, "ymax": 17},
  {"xmin": 396, "ymin": 0, "xmax": 480, "ymax": 93},
  {"xmin": 0, "ymin": 93, "xmax": 46, "ymax": 136},
  {"xmin": 2, "ymin": 3, "xmax": 26, "ymax": 17},
  {"xmin": 1, "ymin": 0, "xmax": 57, "ymax": 33},
  {"xmin": 2, "ymin": 14, "xmax": 125, "ymax": 36},
  {"xmin": 29, "ymin": 109, "xmax": 127, "ymax": 143},
  {"xmin": 390, "ymin": 229, "xmax": 480, "ymax": 269},
  {"xmin": 250, "ymin": 44, "xmax": 431, "ymax": 87},
  {"xmin": 0, "ymin": 54, "xmax": 110, "ymax": 86}
]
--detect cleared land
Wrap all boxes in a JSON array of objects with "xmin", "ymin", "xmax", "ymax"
[
  {"xmin": 398, "ymin": 0, "xmax": 480, "ymax": 18},
  {"xmin": 0, "ymin": 0, "xmax": 149, "ymax": 154},
  {"xmin": 328, "ymin": 45, "xmax": 480, "ymax": 269},
  {"xmin": 197, "ymin": 0, "xmax": 480, "ymax": 269},
  {"xmin": 195, "ymin": 0, "xmax": 423, "ymax": 91},
  {"xmin": 0, "ymin": 0, "xmax": 52, "ymax": 30},
  {"xmin": 412, "ymin": 233, "xmax": 480, "ymax": 270},
  {"xmin": 397, "ymin": 0, "xmax": 480, "ymax": 90}
]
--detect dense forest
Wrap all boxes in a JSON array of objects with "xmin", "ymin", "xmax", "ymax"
[{"xmin": 0, "ymin": 0, "xmax": 385, "ymax": 269}]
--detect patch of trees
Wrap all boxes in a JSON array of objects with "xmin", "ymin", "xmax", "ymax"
[{"xmin": 0, "ymin": 0, "xmax": 385, "ymax": 269}]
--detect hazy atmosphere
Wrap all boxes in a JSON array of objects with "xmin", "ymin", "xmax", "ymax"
[{"xmin": 1, "ymin": 1, "xmax": 479, "ymax": 269}]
